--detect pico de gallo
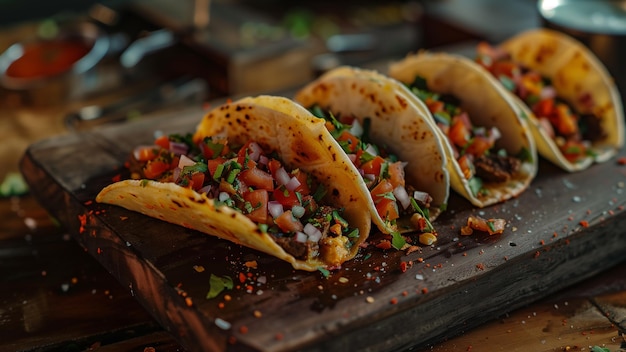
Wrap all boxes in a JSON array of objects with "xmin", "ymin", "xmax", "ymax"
[
  {"xmin": 309, "ymin": 106, "xmax": 435, "ymax": 236},
  {"xmin": 127, "ymin": 132, "xmax": 360, "ymax": 262},
  {"xmin": 405, "ymin": 76, "xmax": 531, "ymax": 197},
  {"xmin": 476, "ymin": 42, "xmax": 606, "ymax": 163}
]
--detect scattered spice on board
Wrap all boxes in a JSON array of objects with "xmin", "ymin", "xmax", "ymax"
[{"xmin": 580, "ymin": 220, "xmax": 589, "ymax": 228}]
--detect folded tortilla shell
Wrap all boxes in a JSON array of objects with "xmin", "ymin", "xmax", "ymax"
[
  {"xmin": 499, "ymin": 28, "xmax": 624, "ymax": 171},
  {"xmin": 295, "ymin": 66, "xmax": 450, "ymax": 234},
  {"xmin": 97, "ymin": 96, "xmax": 372, "ymax": 271},
  {"xmin": 389, "ymin": 52, "xmax": 538, "ymax": 208}
]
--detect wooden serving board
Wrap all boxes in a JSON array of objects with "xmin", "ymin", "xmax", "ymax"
[{"xmin": 20, "ymin": 105, "xmax": 626, "ymax": 352}]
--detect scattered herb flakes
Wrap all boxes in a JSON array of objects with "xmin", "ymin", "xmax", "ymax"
[
  {"xmin": 318, "ymin": 267, "xmax": 330, "ymax": 278},
  {"xmin": 206, "ymin": 274, "xmax": 234, "ymax": 299},
  {"xmin": 390, "ymin": 231, "xmax": 406, "ymax": 249}
]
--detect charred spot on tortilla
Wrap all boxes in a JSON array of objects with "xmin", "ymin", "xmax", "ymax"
[
  {"xmin": 235, "ymin": 105, "xmax": 244, "ymax": 111},
  {"xmin": 332, "ymin": 188, "xmax": 340, "ymax": 197},
  {"xmin": 194, "ymin": 197, "xmax": 206, "ymax": 204},
  {"xmin": 172, "ymin": 200, "xmax": 185, "ymax": 208},
  {"xmin": 395, "ymin": 94, "xmax": 408, "ymax": 109}
]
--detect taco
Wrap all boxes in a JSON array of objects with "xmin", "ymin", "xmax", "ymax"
[
  {"xmin": 96, "ymin": 96, "xmax": 373, "ymax": 271},
  {"xmin": 294, "ymin": 66, "xmax": 449, "ymax": 238},
  {"xmin": 388, "ymin": 52, "xmax": 537, "ymax": 208},
  {"xmin": 476, "ymin": 28, "xmax": 624, "ymax": 171}
]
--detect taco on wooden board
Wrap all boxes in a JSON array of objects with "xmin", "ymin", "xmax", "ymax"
[
  {"xmin": 389, "ymin": 52, "xmax": 538, "ymax": 208},
  {"xmin": 96, "ymin": 96, "xmax": 373, "ymax": 271},
  {"xmin": 476, "ymin": 28, "xmax": 624, "ymax": 172},
  {"xmin": 295, "ymin": 66, "xmax": 450, "ymax": 238}
]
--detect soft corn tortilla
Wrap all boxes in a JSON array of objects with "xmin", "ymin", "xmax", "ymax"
[
  {"xmin": 295, "ymin": 66, "xmax": 450, "ymax": 234},
  {"xmin": 389, "ymin": 52, "xmax": 538, "ymax": 208},
  {"xmin": 97, "ymin": 96, "xmax": 372, "ymax": 271},
  {"xmin": 498, "ymin": 28, "xmax": 624, "ymax": 172}
]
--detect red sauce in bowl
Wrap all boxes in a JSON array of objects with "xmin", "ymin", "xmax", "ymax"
[{"xmin": 5, "ymin": 38, "xmax": 92, "ymax": 79}]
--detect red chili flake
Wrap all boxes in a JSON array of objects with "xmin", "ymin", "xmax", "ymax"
[
  {"xmin": 406, "ymin": 245, "xmax": 421, "ymax": 255},
  {"xmin": 228, "ymin": 336, "xmax": 237, "ymax": 345},
  {"xmin": 421, "ymin": 287, "xmax": 429, "ymax": 294},
  {"xmin": 246, "ymin": 285, "xmax": 254, "ymax": 292},
  {"xmin": 78, "ymin": 214, "xmax": 87, "ymax": 234},
  {"xmin": 402, "ymin": 291, "xmax": 408, "ymax": 297},
  {"xmin": 185, "ymin": 297, "xmax": 193, "ymax": 307},
  {"xmin": 476, "ymin": 263, "xmax": 485, "ymax": 271},
  {"xmin": 84, "ymin": 200, "xmax": 93, "ymax": 206},
  {"xmin": 416, "ymin": 257, "xmax": 424, "ymax": 263},
  {"xmin": 579, "ymin": 220, "xmax": 589, "ymax": 228},
  {"xmin": 239, "ymin": 325, "xmax": 248, "ymax": 334},
  {"xmin": 97, "ymin": 247, "xmax": 103, "ymax": 254},
  {"xmin": 539, "ymin": 240, "xmax": 545, "ymax": 245},
  {"xmin": 534, "ymin": 251, "xmax": 541, "ymax": 258},
  {"xmin": 462, "ymin": 252, "xmax": 467, "ymax": 256},
  {"xmin": 120, "ymin": 216, "xmax": 128, "ymax": 221},
  {"xmin": 565, "ymin": 239, "xmax": 570, "ymax": 245},
  {"xmin": 567, "ymin": 215, "xmax": 574, "ymax": 221},
  {"xmin": 238, "ymin": 272, "xmax": 246, "ymax": 283},
  {"xmin": 111, "ymin": 173, "xmax": 122, "ymax": 182},
  {"xmin": 245, "ymin": 261, "xmax": 257, "ymax": 269},
  {"xmin": 275, "ymin": 333, "xmax": 284, "ymax": 341},
  {"xmin": 503, "ymin": 256, "xmax": 508, "ymax": 261},
  {"xmin": 619, "ymin": 205, "xmax": 625, "ymax": 211},
  {"xmin": 376, "ymin": 240, "xmax": 392, "ymax": 250},
  {"xmin": 218, "ymin": 302, "xmax": 225, "ymax": 309},
  {"xmin": 400, "ymin": 261, "xmax": 408, "ymax": 273},
  {"xmin": 425, "ymin": 263, "xmax": 431, "ymax": 268},
  {"xmin": 552, "ymin": 232, "xmax": 558, "ymax": 238},
  {"xmin": 617, "ymin": 157, "xmax": 626, "ymax": 165},
  {"xmin": 466, "ymin": 345, "xmax": 473, "ymax": 351},
  {"xmin": 390, "ymin": 298, "xmax": 398, "ymax": 305}
]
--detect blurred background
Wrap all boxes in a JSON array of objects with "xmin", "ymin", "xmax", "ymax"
[{"xmin": 1, "ymin": 0, "xmax": 624, "ymax": 194}]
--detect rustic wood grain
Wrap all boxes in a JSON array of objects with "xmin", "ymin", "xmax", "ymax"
[{"xmin": 19, "ymin": 105, "xmax": 626, "ymax": 352}]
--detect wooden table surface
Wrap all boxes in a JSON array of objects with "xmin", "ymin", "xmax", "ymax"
[{"xmin": 1, "ymin": 193, "xmax": 625, "ymax": 352}]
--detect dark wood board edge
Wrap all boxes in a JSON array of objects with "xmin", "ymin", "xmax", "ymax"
[{"xmin": 19, "ymin": 110, "xmax": 626, "ymax": 352}]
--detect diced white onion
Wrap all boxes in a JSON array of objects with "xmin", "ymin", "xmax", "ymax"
[
  {"xmin": 218, "ymin": 192, "xmax": 230, "ymax": 202},
  {"xmin": 304, "ymin": 223, "xmax": 322, "ymax": 243},
  {"xmin": 169, "ymin": 141, "xmax": 189, "ymax": 155},
  {"xmin": 413, "ymin": 190, "xmax": 431, "ymax": 205},
  {"xmin": 540, "ymin": 86, "xmax": 557, "ymax": 100},
  {"xmin": 258, "ymin": 155, "xmax": 269, "ymax": 165},
  {"xmin": 268, "ymin": 201, "xmax": 284, "ymax": 218},
  {"xmin": 285, "ymin": 176, "xmax": 301, "ymax": 191},
  {"xmin": 348, "ymin": 154, "xmax": 357, "ymax": 164},
  {"xmin": 489, "ymin": 126, "xmax": 502, "ymax": 140},
  {"xmin": 247, "ymin": 141, "xmax": 262, "ymax": 162},
  {"xmin": 198, "ymin": 185, "xmax": 212, "ymax": 194},
  {"xmin": 393, "ymin": 185, "xmax": 411, "ymax": 210},
  {"xmin": 364, "ymin": 174, "xmax": 376, "ymax": 182},
  {"xmin": 295, "ymin": 231, "xmax": 308, "ymax": 243},
  {"xmin": 364, "ymin": 144, "xmax": 378, "ymax": 156},
  {"xmin": 178, "ymin": 154, "xmax": 196, "ymax": 168},
  {"xmin": 172, "ymin": 167, "xmax": 181, "ymax": 182},
  {"xmin": 275, "ymin": 167, "xmax": 291, "ymax": 186},
  {"xmin": 349, "ymin": 119, "xmax": 363, "ymax": 138},
  {"xmin": 291, "ymin": 205, "xmax": 305, "ymax": 218}
]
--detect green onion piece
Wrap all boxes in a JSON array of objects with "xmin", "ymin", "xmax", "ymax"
[
  {"xmin": 258, "ymin": 224, "xmax": 268, "ymax": 233},
  {"xmin": 213, "ymin": 164, "xmax": 225, "ymax": 180},
  {"xmin": 487, "ymin": 220, "xmax": 497, "ymax": 233},
  {"xmin": 346, "ymin": 228, "xmax": 360, "ymax": 238},
  {"xmin": 433, "ymin": 112, "xmax": 451, "ymax": 125},
  {"xmin": 516, "ymin": 147, "xmax": 533, "ymax": 163},
  {"xmin": 332, "ymin": 210, "xmax": 349, "ymax": 228},
  {"xmin": 410, "ymin": 198, "xmax": 434, "ymax": 232},
  {"xmin": 226, "ymin": 169, "xmax": 240, "ymax": 184},
  {"xmin": 140, "ymin": 179, "xmax": 150, "ymax": 187},
  {"xmin": 318, "ymin": 267, "xmax": 331, "ymax": 278}
]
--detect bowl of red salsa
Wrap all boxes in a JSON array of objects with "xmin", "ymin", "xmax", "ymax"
[{"xmin": 0, "ymin": 19, "xmax": 109, "ymax": 105}]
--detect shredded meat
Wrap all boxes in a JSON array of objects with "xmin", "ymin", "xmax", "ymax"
[
  {"xmin": 474, "ymin": 154, "xmax": 521, "ymax": 183},
  {"xmin": 274, "ymin": 237, "xmax": 311, "ymax": 260},
  {"xmin": 580, "ymin": 113, "xmax": 607, "ymax": 142}
]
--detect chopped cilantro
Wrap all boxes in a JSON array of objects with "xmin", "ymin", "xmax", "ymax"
[
  {"xmin": 206, "ymin": 274, "xmax": 233, "ymax": 299},
  {"xmin": 182, "ymin": 162, "xmax": 208, "ymax": 177},
  {"xmin": 258, "ymin": 223, "xmax": 268, "ymax": 233},
  {"xmin": 332, "ymin": 210, "xmax": 349, "ymax": 228},
  {"xmin": 410, "ymin": 75, "xmax": 428, "ymax": 91},
  {"xmin": 140, "ymin": 179, "xmax": 150, "ymax": 187},
  {"xmin": 346, "ymin": 228, "xmax": 360, "ymax": 238},
  {"xmin": 202, "ymin": 137, "xmax": 225, "ymax": 158},
  {"xmin": 379, "ymin": 161, "xmax": 390, "ymax": 180},
  {"xmin": 410, "ymin": 198, "xmax": 434, "ymax": 232},
  {"xmin": 487, "ymin": 220, "xmax": 497, "ymax": 233},
  {"xmin": 391, "ymin": 231, "xmax": 406, "ymax": 250},
  {"xmin": 361, "ymin": 117, "xmax": 372, "ymax": 144},
  {"xmin": 498, "ymin": 75, "xmax": 516, "ymax": 92},
  {"xmin": 318, "ymin": 267, "xmax": 331, "ymax": 278},
  {"xmin": 516, "ymin": 147, "xmax": 533, "ymax": 163},
  {"xmin": 468, "ymin": 177, "xmax": 483, "ymax": 197}
]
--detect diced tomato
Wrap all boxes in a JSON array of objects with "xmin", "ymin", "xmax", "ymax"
[
  {"xmin": 236, "ymin": 141, "xmax": 261, "ymax": 168},
  {"xmin": 448, "ymin": 116, "xmax": 470, "ymax": 148},
  {"xmin": 238, "ymin": 168, "xmax": 274, "ymax": 191},
  {"xmin": 274, "ymin": 210, "xmax": 303, "ymax": 233},
  {"xmin": 376, "ymin": 197, "xmax": 399, "ymax": 222},
  {"xmin": 339, "ymin": 115, "xmax": 356, "ymax": 125},
  {"xmin": 424, "ymin": 97, "xmax": 444, "ymax": 114},
  {"xmin": 143, "ymin": 160, "xmax": 171, "ymax": 179},
  {"xmin": 361, "ymin": 156, "xmax": 385, "ymax": 177},
  {"xmin": 135, "ymin": 146, "xmax": 160, "ymax": 162},
  {"xmin": 387, "ymin": 161, "xmax": 405, "ymax": 188},
  {"xmin": 273, "ymin": 186, "xmax": 301, "ymax": 208},
  {"xmin": 207, "ymin": 157, "xmax": 227, "ymax": 177},
  {"xmin": 170, "ymin": 155, "xmax": 180, "ymax": 169},
  {"xmin": 154, "ymin": 135, "xmax": 170, "ymax": 150},
  {"xmin": 457, "ymin": 154, "xmax": 474, "ymax": 180},
  {"xmin": 490, "ymin": 61, "xmax": 517, "ymax": 79},
  {"xmin": 337, "ymin": 131, "xmax": 360, "ymax": 153},
  {"xmin": 560, "ymin": 140, "xmax": 586, "ymax": 162},
  {"xmin": 553, "ymin": 104, "xmax": 578, "ymax": 136},
  {"xmin": 532, "ymin": 98, "xmax": 554, "ymax": 118},
  {"xmin": 370, "ymin": 179, "xmax": 394, "ymax": 203},
  {"xmin": 200, "ymin": 138, "xmax": 228, "ymax": 159},
  {"xmin": 464, "ymin": 136, "xmax": 494, "ymax": 157},
  {"xmin": 244, "ymin": 189, "xmax": 268, "ymax": 224},
  {"xmin": 267, "ymin": 159, "xmax": 282, "ymax": 179},
  {"xmin": 190, "ymin": 172, "xmax": 205, "ymax": 191}
]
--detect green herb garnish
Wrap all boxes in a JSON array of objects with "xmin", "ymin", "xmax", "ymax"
[{"xmin": 206, "ymin": 274, "xmax": 233, "ymax": 299}]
